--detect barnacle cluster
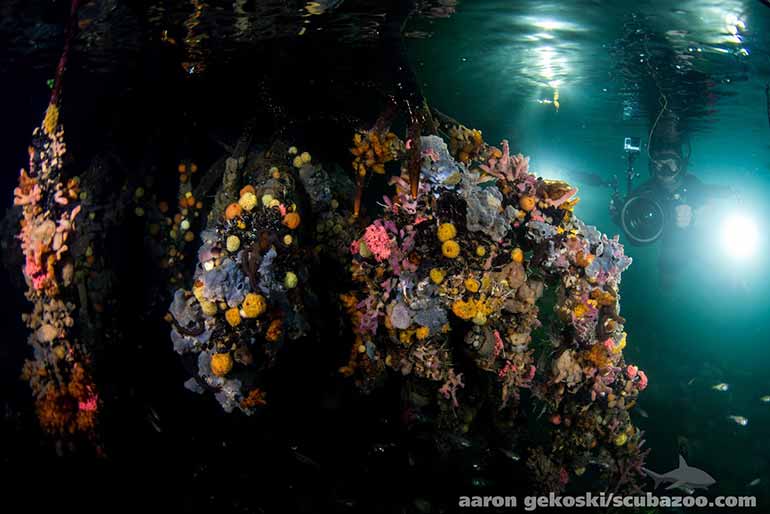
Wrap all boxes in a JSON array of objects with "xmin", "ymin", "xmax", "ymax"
[{"xmin": 168, "ymin": 149, "xmax": 311, "ymax": 414}]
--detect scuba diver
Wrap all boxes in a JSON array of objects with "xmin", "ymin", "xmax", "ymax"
[
  {"xmin": 610, "ymin": 109, "xmax": 733, "ymax": 288},
  {"xmin": 607, "ymin": 17, "xmax": 739, "ymax": 288}
]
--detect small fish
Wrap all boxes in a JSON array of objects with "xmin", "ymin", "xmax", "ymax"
[
  {"xmin": 760, "ymin": 395, "xmax": 770, "ymax": 403},
  {"xmin": 445, "ymin": 433, "xmax": 473, "ymax": 449},
  {"xmin": 728, "ymin": 415, "xmax": 749, "ymax": 426},
  {"xmin": 471, "ymin": 477, "xmax": 491, "ymax": 488},
  {"xmin": 369, "ymin": 442, "xmax": 396, "ymax": 455},
  {"xmin": 687, "ymin": 378, "xmax": 696, "ymax": 386},
  {"xmin": 289, "ymin": 446, "xmax": 321, "ymax": 470},
  {"xmin": 497, "ymin": 448, "xmax": 521, "ymax": 462},
  {"xmin": 335, "ymin": 499, "xmax": 356, "ymax": 509},
  {"xmin": 712, "ymin": 383, "xmax": 729, "ymax": 392},
  {"xmin": 146, "ymin": 406, "xmax": 162, "ymax": 433},
  {"xmin": 636, "ymin": 407, "xmax": 649, "ymax": 419},
  {"xmin": 747, "ymin": 478, "xmax": 761, "ymax": 487},
  {"xmin": 588, "ymin": 458, "xmax": 610, "ymax": 470},
  {"xmin": 403, "ymin": 31, "xmax": 432, "ymax": 39}
]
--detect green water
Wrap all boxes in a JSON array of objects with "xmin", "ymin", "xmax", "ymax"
[{"xmin": 410, "ymin": 0, "xmax": 770, "ymax": 501}]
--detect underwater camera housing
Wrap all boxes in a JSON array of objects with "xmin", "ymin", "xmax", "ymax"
[
  {"xmin": 610, "ymin": 136, "xmax": 665, "ymax": 245},
  {"xmin": 619, "ymin": 189, "xmax": 666, "ymax": 245}
]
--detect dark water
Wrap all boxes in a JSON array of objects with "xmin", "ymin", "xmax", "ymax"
[{"xmin": 1, "ymin": 1, "xmax": 769, "ymax": 512}]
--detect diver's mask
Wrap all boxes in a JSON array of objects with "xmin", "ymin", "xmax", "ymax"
[{"xmin": 650, "ymin": 151, "xmax": 684, "ymax": 180}]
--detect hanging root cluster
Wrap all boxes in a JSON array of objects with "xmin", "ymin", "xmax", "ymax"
[
  {"xmin": 15, "ymin": 104, "xmax": 99, "ymax": 438},
  {"xmin": 342, "ymin": 130, "xmax": 648, "ymax": 494},
  {"xmin": 168, "ymin": 145, "xmax": 314, "ymax": 414}
]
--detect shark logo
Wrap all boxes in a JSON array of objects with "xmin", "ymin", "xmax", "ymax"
[{"xmin": 643, "ymin": 455, "xmax": 716, "ymax": 493}]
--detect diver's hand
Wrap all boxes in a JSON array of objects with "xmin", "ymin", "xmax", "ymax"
[{"xmin": 675, "ymin": 204, "xmax": 693, "ymax": 228}]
